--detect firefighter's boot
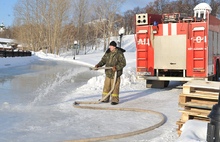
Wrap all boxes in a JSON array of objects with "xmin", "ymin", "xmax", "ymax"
[
  {"xmin": 101, "ymin": 93, "xmax": 110, "ymax": 103},
  {"xmin": 111, "ymin": 94, "xmax": 119, "ymax": 105}
]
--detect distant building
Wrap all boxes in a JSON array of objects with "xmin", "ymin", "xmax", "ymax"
[
  {"xmin": 0, "ymin": 38, "xmax": 18, "ymax": 51},
  {"xmin": 85, "ymin": 17, "xmax": 107, "ymax": 26},
  {"xmin": 0, "ymin": 22, "xmax": 6, "ymax": 32}
]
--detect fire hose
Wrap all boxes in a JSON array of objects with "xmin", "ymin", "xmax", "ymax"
[{"xmin": 62, "ymin": 67, "xmax": 166, "ymax": 142}]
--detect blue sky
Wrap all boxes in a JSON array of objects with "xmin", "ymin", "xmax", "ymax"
[
  {"xmin": 0, "ymin": 0, "xmax": 17, "ymax": 27},
  {"xmin": 1, "ymin": 0, "xmax": 154, "ymax": 27},
  {"xmin": 121, "ymin": 0, "xmax": 154, "ymax": 12}
]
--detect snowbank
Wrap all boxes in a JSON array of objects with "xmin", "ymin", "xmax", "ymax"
[
  {"xmin": 177, "ymin": 120, "xmax": 208, "ymax": 142},
  {"xmin": 0, "ymin": 53, "xmax": 39, "ymax": 69}
]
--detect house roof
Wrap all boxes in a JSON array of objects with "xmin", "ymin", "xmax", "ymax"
[{"xmin": 0, "ymin": 38, "xmax": 16, "ymax": 44}]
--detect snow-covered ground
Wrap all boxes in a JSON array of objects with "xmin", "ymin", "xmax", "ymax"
[{"xmin": 0, "ymin": 35, "xmax": 208, "ymax": 141}]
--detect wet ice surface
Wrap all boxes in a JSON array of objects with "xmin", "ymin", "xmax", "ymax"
[
  {"xmin": 0, "ymin": 59, "xmax": 99, "ymax": 105},
  {"xmin": 0, "ymin": 59, "xmax": 108, "ymax": 142}
]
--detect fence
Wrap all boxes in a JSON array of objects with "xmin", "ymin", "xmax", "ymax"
[{"xmin": 0, "ymin": 50, "xmax": 32, "ymax": 58}]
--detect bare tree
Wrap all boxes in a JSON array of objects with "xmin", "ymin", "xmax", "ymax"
[
  {"xmin": 62, "ymin": 23, "xmax": 77, "ymax": 52},
  {"xmin": 90, "ymin": 17, "xmax": 104, "ymax": 50},
  {"xmin": 72, "ymin": 0, "xmax": 91, "ymax": 54},
  {"xmin": 93, "ymin": 0, "xmax": 126, "ymax": 52},
  {"xmin": 114, "ymin": 14, "xmax": 124, "ymax": 34},
  {"xmin": 123, "ymin": 10, "xmax": 133, "ymax": 35},
  {"xmin": 13, "ymin": 0, "xmax": 71, "ymax": 54},
  {"xmin": 0, "ymin": 27, "xmax": 12, "ymax": 39},
  {"xmin": 133, "ymin": 6, "xmax": 143, "ymax": 14},
  {"xmin": 208, "ymin": 0, "xmax": 220, "ymax": 17}
]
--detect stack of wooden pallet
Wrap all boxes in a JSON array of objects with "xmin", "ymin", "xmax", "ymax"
[{"xmin": 176, "ymin": 80, "xmax": 220, "ymax": 136}]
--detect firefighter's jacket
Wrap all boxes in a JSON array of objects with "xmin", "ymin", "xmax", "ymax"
[{"xmin": 97, "ymin": 47, "xmax": 126, "ymax": 79}]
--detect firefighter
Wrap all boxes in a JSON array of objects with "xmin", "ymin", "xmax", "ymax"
[{"xmin": 95, "ymin": 41, "xmax": 126, "ymax": 105}]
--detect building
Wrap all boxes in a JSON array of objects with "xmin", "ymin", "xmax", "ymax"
[
  {"xmin": 0, "ymin": 22, "xmax": 6, "ymax": 32},
  {"xmin": 0, "ymin": 38, "xmax": 18, "ymax": 51}
]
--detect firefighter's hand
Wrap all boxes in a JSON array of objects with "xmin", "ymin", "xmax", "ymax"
[
  {"xmin": 94, "ymin": 64, "xmax": 99, "ymax": 70},
  {"xmin": 112, "ymin": 66, "xmax": 117, "ymax": 72}
]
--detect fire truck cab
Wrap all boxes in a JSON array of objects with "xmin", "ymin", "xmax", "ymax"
[{"xmin": 135, "ymin": 3, "xmax": 220, "ymax": 88}]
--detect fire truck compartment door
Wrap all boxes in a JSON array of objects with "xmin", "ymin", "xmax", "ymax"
[{"xmin": 154, "ymin": 35, "xmax": 186, "ymax": 69}]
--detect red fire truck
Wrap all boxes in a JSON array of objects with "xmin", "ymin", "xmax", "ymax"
[{"xmin": 134, "ymin": 3, "xmax": 220, "ymax": 88}]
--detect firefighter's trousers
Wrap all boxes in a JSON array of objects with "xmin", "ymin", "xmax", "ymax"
[{"xmin": 102, "ymin": 76, "xmax": 121, "ymax": 103}]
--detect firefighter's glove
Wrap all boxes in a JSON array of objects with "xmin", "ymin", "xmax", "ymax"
[
  {"xmin": 94, "ymin": 64, "xmax": 99, "ymax": 70},
  {"xmin": 112, "ymin": 66, "xmax": 117, "ymax": 72}
]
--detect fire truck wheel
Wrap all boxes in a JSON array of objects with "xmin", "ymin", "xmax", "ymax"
[
  {"xmin": 146, "ymin": 80, "xmax": 169, "ymax": 88},
  {"xmin": 164, "ymin": 81, "xmax": 169, "ymax": 87}
]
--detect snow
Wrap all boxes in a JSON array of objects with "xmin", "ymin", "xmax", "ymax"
[
  {"xmin": 0, "ymin": 53, "xmax": 39, "ymax": 68},
  {"xmin": 0, "ymin": 38, "xmax": 15, "ymax": 43},
  {"xmin": 0, "ymin": 35, "xmax": 208, "ymax": 141},
  {"xmin": 176, "ymin": 120, "xmax": 207, "ymax": 142}
]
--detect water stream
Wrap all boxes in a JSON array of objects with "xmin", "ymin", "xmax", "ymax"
[{"xmin": 0, "ymin": 59, "xmax": 102, "ymax": 142}]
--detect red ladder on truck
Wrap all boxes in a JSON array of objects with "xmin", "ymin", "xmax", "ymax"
[
  {"xmin": 191, "ymin": 26, "xmax": 206, "ymax": 74},
  {"xmin": 136, "ymin": 26, "xmax": 154, "ymax": 76}
]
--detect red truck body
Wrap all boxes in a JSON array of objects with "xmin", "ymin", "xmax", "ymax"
[{"xmin": 135, "ymin": 3, "xmax": 220, "ymax": 87}]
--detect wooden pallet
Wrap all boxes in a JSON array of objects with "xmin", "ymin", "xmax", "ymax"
[
  {"xmin": 182, "ymin": 80, "xmax": 220, "ymax": 94},
  {"xmin": 176, "ymin": 80, "xmax": 220, "ymax": 136},
  {"xmin": 178, "ymin": 109, "xmax": 211, "ymax": 122},
  {"xmin": 179, "ymin": 93, "xmax": 218, "ymax": 109},
  {"xmin": 176, "ymin": 120, "xmax": 184, "ymax": 137}
]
